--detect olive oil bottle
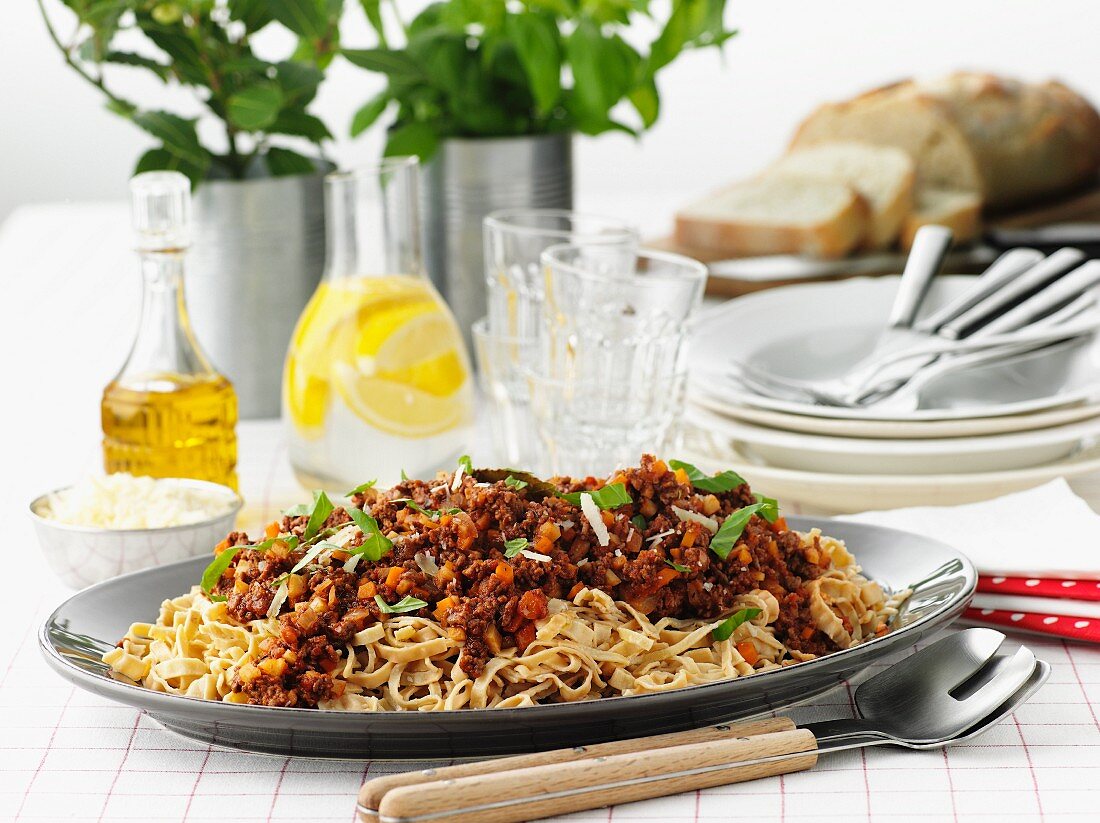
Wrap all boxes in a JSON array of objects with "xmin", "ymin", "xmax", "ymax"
[{"xmin": 102, "ymin": 172, "xmax": 238, "ymax": 490}]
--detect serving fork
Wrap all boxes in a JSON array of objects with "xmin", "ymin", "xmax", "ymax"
[{"xmin": 358, "ymin": 629, "xmax": 1046, "ymax": 823}]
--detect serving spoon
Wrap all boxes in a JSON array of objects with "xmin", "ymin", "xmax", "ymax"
[{"xmin": 359, "ymin": 629, "xmax": 1044, "ymax": 823}]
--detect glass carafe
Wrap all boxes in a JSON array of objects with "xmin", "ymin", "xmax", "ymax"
[
  {"xmin": 284, "ymin": 158, "xmax": 474, "ymax": 488},
  {"xmin": 102, "ymin": 171, "xmax": 239, "ymax": 489}
]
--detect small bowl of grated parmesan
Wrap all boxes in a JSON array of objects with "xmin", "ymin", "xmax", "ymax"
[{"xmin": 29, "ymin": 474, "xmax": 242, "ymax": 588}]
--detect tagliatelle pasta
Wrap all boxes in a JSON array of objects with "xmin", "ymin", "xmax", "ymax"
[{"xmin": 105, "ymin": 527, "xmax": 908, "ymax": 710}]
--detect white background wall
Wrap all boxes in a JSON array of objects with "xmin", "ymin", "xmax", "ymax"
[{"xmin": 4, "ymin": 1, "xmax": 1100, "ymax": 236}]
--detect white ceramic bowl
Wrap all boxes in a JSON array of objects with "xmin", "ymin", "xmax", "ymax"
[{"xmin": 29, "ymin": 479, "xmax": 242, "ymax": 589}]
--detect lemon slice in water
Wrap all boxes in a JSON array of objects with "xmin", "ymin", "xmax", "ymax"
[{"xmin": 332, "ymin": 363, "xmax": 468, "ymax": 438}]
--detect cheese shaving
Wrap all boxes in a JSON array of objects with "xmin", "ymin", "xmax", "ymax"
[
  {"xmin": 40, "ymin": 474, "xmax": 235, "ymax": 530},
  {"xmin": 580, "ymin": 493, "xmax": 610, "ymax": 547},
  {"xmin": 267, "ymin": 582, "xmax": 289, "ymax": 618},
  {"xmin": 451, "ymin": 464, "xmax": 465, "ymax": 492},
  {"xmin": 672, "ymin": 506, "xmax": 718, "ymax": 535},
  {"xmin": 520, "ymin": 549, "xmax": 551, "ymax": 562}
]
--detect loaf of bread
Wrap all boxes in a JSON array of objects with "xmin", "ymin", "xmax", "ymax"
[
  {"xmin": 769, "ymin": 142, "xmax": 915, "ymax": 249},
  {"xmin": 791, "ymin": 73, "xmax": 1100, "ymax": 210},
  {"xmin": 674, "ymin": 176, "xmax": 869, "ymax": 259},
  {"xmin": 900, "ymin": 189, "xmax": 982, "ymax": 250}
]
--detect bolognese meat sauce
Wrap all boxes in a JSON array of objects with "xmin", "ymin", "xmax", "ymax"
[{"xmin": 210, "ymin": 455, "xmax": 836, "ymax": 707}]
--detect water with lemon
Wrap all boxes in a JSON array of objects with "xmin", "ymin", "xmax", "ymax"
[{"xmin": 284, "ymin": 274, "xmax": 473, "ymax": 488}]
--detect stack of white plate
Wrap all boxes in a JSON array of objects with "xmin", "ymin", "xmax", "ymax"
[{"xmin": 684, "ymin": 276, "xmax": 1100, "ymax": 513}]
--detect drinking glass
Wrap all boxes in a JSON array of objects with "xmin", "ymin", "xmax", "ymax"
[
  {"xmin": 471, "ymin": 317, "xmax": 539, "ymax": 469},
  {"xmin": 528, "ymin": 245, "xmax": 708, "ymax": 476},
  {"xmin": 483, "ymin": 209, "xmax": 638, "ymax": 343}
]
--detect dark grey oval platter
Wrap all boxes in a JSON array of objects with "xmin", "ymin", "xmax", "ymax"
[{"xmin": 40, "ymin": 517, "xmax": 975, "ymax": 759}]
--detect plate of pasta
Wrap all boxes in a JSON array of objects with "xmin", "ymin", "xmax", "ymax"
[{"xmin": 40, "ymin": 456, "xmax": 975, "ymax": 758}]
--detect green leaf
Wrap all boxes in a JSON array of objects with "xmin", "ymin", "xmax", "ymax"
[
  {"xmin": 664, "ymin": 559, "xmax": 690, "ymax": 573},
  {"xmin": 269, "ymin": 110, "xmax": 331, "ymax": 141},
  {"xmin": 345, "ymin": 480, "xmax": 377, "ymax": 496},
  {"xmin": 227, "ymin": 82, "xmax": 284, "ymax": 130},
  {"xmin": 137, "ymin": 17, "xmax": 207, "ymax": 86},
  {"xmin": 275, "ymin": 61, "xmax": 324, "ymax": 106},
  {"xmin": 649, "ymin": 0, "xmax": 707, "ymax": 73},
  {"xmin": 375, "ymin": 594, "xmax": 428, "ymax": 614},
  {"xmin": 669, "ymin": 460, "xmax": 746, "ymax": 494},
  {"xmin": 350, "ymin": 93, "xmax": 391, "ymax": 137},
  {"xmin": 458, "ymin": 454, "xmax": 474, "ymax": 474},
  {"xmin": 567, "ymin": 22, "xmax": 638, "ymax": 123},
  {"xmin": 506, "ymin": 13, "xmax": 561, "ymax": 114},
  {"xmin": 347, "ymin": 507, "xmax": 393, "ymax": 561},
  {"xmin": 503, "ymin": 537, "xmax": 529, "ymax": 558},
  {"xmin": 504, "ymin": 475, "xmax": 529, "ymax": 490},
  {"xmin": 201, "ymin": 545, "xmax": 243, "ymax": 594},
  {"xmin": 303, "ymin": 490, "xmax": 334, "ymax": 541},
  {"xmin": 712, "ymin": 608, "xmax": 761, "ymax": 642},
  {"xmin": 269, "ymin": 0, "xmax": 329, "ymax": 39},
  {"xmin": 265, "ymin": 147, "xmax": 317, "ymax": 176},
  {"xmin": 131, "ymin": 112, "xmax": 209, "ymax": 170},
  {"xmin": 228, "ymin": 0, "xmax": 275, "ymax": 31},
  {"xmin": 384, "ymin": 121, "xmax": 439, "ymax": 160},
  {"xmin": 359, "ymin": 0, "xmax": 388, "ymax": 46},
  {"xmin": 133, "ymin": 147, "xmax": 207, "ymax": 187},
  {"xmin": 631, "ymin": 514, "xmax": 647, "ymax": 531},
  {"xmin": 342, "ymin": 48, "xmax": 425, "ymax": 81},
  {"xmin": 103, "ymin": 51, "xmax": 171, "ymax": 81},
  {"xmin": 753, "ymin": 494, "xmax": 780, "ymax": 523},
  {"xmin": 628, "ymin": 79, "xmax": 659, "ymax": 128},
  {"xmin": 561, "ymin": 483, "xmax": 632, "ymax": 510},
  {"xmin": 710, "ymin": 502, "xmax": 775, "ymax": 560},
  {"xmin": 284, "ymin": 503, "xmax": 311, "ymax": 517}
]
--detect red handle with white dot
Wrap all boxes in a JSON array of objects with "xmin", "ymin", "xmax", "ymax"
[{"xmin": 978, "ymin": 575, "xmax": 1100, "ymax": 601}]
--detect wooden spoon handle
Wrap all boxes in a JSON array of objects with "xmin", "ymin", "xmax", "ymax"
[
  {"xmin": 357, "ymin": 716, "xmax": 794, "ymax": 817},
  {"xmin": 375, "ymin": 728, "xmax": 818, "ymax": 823}
]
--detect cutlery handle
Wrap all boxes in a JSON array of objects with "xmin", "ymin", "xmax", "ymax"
[
  {"xmin": 357, "ymin": 716, "xmax": 795, "ymax": 816},
  {"xmin": 972, "ymin": 260, "xmax": 1100, "ymax": 337},
  {"xmin": 375, "ymin": 729, "xmax": 819, "ymax": 823},
  {"xmin": 889, "ymin": 225, "xmax": 953, "ymax": 328},
  {"xmin": 913, "ymin": 247, "xmax": 1045, "ymax": 333}
]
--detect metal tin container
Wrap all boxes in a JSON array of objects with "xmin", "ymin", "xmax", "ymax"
[
  {"xmin": 188, "ymin": 174, "xmax": 326, "ymax": 419},
  {"xmin": 422, "ymin": 132, "xmax": 573, "ymax": 347}
]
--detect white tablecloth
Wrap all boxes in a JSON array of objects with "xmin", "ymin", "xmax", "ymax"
[{"xmin": 4, "ymin": 203, "xmax": 1100, "ymax": 821}]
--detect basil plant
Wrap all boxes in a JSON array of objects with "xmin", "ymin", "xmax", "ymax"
[
  {"xmin": 37, "ymin": 0, "xmax": 345, "ymax": 184},
  {"xmin": 345, "ymin": 0, "xmax": 736, "ymax": 158}
]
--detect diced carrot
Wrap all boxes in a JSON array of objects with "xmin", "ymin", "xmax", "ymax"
[
  {"xmin": 681, "ymin": 528, "xmax": 697, "ymax": 548},
  {"xmin": 609, "ymin": 474, "xmax": 627, "ymax": 487},
  {"xmin": 385, "ymin": 566, "xmax": 403, "ymax": 588},
  {"xmin": 651, "ymin": 459, "xmax": 668, "ymax": 475},
  {"xmin": 264, "ymin": 521, "xmax": 280, "ymax": 538},
  {"xmin": 396, "ymin": 579, "xmax": 413, "ymax": 595},
  {"xmin": 736, "ymin": 640, "xmax": 759, "ymax": 666},
  {"xmin": 655, "ymin": 567, "xmax": 679, "ymax": 588},
  {"xmin": 434, "ymin": 596, "xmax": 457, "ymax": 622},
  {"xmin": 670, "ymin": 547, "xmax": 683, "ymax": 561},
  {"xmin": 568, "ymin": 582, "xmax": 585, "ymax": 599},
  {"xmin": 495, "ymin": 562, "xmax": 514, "ymax": 586},
  {"xmin": 516, "ymin": 621, "xmax": 537, "ymax": 652},
  {"xmin": 535, "ymin": 535, "xmax": 554, "ymax": 554},
  {"xmin": 772, "ymin": 516, "xmax": 788, "ymax": 532},
  {"xmin": 539, "ymin": 522, "xmax": 561, "ymax": 542},
  {"xmin": 600, "ymin": 510, "xmax": 614, "ymax": 526},
  {"xmin": 737, "ymin": 547, "xmax": 752, "ymax": 565},
  {"xmin": 673, "ymin": 467, "xmax": 689, "ymax": 485},
  {"xmin": 357, "ymin": 581, "xmax": 377, "ymax": 600},
  {"xmin": 801, "ymin": 626, "xmax": 815, "ymax": 640},
  {"xmin": 214, "ymin": 537, "xmax": 230, "ymax": 552}
]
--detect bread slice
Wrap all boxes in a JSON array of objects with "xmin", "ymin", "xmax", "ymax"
[
  {"xmin": 674, "ymin": 175, "xmax": 869, "ymax": 259},
  {"xmin": 770, "ymin": 142, "xmax": 915, "ymax": 249},
  {"xmin": 790, "ymin": 84, "xmax": 985, "ymax": 198},
  {"xmin": 900, "ymin": 188, "xmax": 982, "ymax": 249}
]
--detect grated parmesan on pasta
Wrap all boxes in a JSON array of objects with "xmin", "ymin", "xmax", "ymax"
[{"xmin": 41, "ymin": 473, "xmax": 234, "ymax": 530}]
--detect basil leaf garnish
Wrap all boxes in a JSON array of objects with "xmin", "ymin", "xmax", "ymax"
[
  {"xmin": 345, "ymin": 479, "xmax": 377, "ymax": 496},
  {"xmin": 504, "ymin": 475, "xmax": 528, "ymax": 490},
  {"xmin": 249, "ymin": 535, "xmax": 300, "ymax": 553},
  {"xmin": 669, "ymin": 459, "xmax": 746, "ymax": 493},
  {"xmin": 630, "ymin": 514, "xmax": 647, "ymax": 531},
  {"xmin": 562, "ymin": 483, "xmax": 632, "ymax": 510},
  {"xmin": 458, "ymin": 454, "xmax": 473, "ymax": 474},
  {"xmin": 503, "ymin": 537, "xmax": 528, "ymax": 558},
  {"xmin": 664, "ymin": 559, "xmax": 690, "ymax": 573},
  {"xmin": 709, "ymin": 502, "xmax": 772, "ymax": 559},
  {"xmin": 712, "ymin": 608, "xmax": 762, "ymax": 641},
  {"xmin": 375, "ymin": 594, "xmax": 428, "ymax": 614},
  {"xmin": 753, "ymin": 493, "xmax": 780, "ymax": 523},
  {"xmin": 201, "ymin": 545, "xmax": 243, "ymax": 594},
  {"xmin": 400, "ymin": 468, "xmax": 409, "ymax": 481},
  {"xmin": 303, "ymin": 490, "xmax": 334, "ymax": 541},
  {"xmin": 347, "ymin": 507, "xmax": 394, "ymax": 561},
  {"xmin": 284, "ymin": 503, "xmax": 310, "ymax": 517}
]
